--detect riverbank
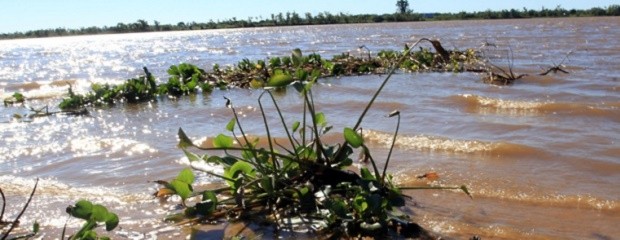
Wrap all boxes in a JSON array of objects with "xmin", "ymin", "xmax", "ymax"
[{"xmin": 1, "ymin": 5, "xmax": 618, "ymax": 40}]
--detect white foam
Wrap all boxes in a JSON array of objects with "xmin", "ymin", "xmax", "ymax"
[{"xmin": 364, "ymin": 130, "xmax": 496, "ymax": 153}]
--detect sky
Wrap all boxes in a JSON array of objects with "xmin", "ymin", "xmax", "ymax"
[{"xmin": 1, "ymin": 0, "xmax": 617, "ymax": 33}]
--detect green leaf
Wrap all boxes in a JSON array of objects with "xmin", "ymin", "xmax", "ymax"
[
  {"xmin": 328, "ymin": 199, "xmax": 348, "ymax": 218},
  {"xmin": 177, "ymin": 168, "xmax": 195, "ymax": 184},
  {"xmin": 213, "ymin": 134, "xmax": 234, "ymax": 148},
  {"xmin": 360, "ymin": 168, "xmax": 375, "ymax": 180},
  {"xmin": 260, "ymin": 176, "xmax": 274, "ymax": 194},
  {"xmin": 83, "ymin": 230, "xmax": 98, "ymax": 239},
  {"xmin": 91, "ymin": 204, "xmax": 109, "ymax": 222},
  {"xmin": 314, "ymin": 112, "xmax": 326, "ymax": 127},
  {"xmin": 344, "ymin": 127, "xmax": 363, "ymax": 148},
  {"xmin": 206, "ymin": 155, "xmax": 223, "ymax": 164},
  {"xmin": 226, "ymin": 118, "xmax": 236, "ymax": 132},
  {"xmin": 33, "ymin": 221, "xmax": 40, "ymax": 233},
  {"xmin": 196, "ymin": 191, "xmax": 218, "ymax": 215},
  {"xmin": 224, "ymin": 161, "xmax": 255, "ymax": 188},
  {"xmin": 295, "ymin": 68, "xmax": 308, "ymax": 81},
  {"xmin": 13, "ymin": 92, "xmax": 25, "ymax": 102},
  {"xmin": 202, "ymin": 190, "xmax": 218, "ymax": 202},
  {"xmin": 186, "ymin": 77, "xmax": 198, "ymax": 90},
  {"xmin": 241, "ymin": 149, "xmax": 254, "ymax": 160},
  {"xmin": 229, "ymin": 161, "xmax": 255, "ymax": 178},
  {"xmin": 170, "ymin": 179, "xmax": 192, "ymax": 201},
  {"xmin": 182, "ymin": 149, "xmax": 201, "ymax": 162},
  {"xmin": 68, "ymin": 200, "xmax": 93, "ymax": 220},
  {"xmin": 292, "ymin": 48, "xmax": 302, "ymax": 59},
  {"xmin": 167, "ymin": 65, "xmax": 180, "ymax": 76},
  {"xmin": 353, "ymin": 195, "xmax": 368, "ymax": 213},
  {"xmin": 104, "ymin": 213, "xmax": 119, "ymax": 231},
  {"xmin": 177, "ymin": 128, "xmax": 194, "ymax": 148},
  {"xmin": 292, "ymin": 121, "xmax": 300, "ymax": 132},
  {"xmin": 267, "ymin": 74, "xmax": 294, "ymax": 87}
]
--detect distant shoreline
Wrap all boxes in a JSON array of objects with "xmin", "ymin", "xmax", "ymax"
[{"xmin": 2, "ymin": 5, "xmax": 619, "ymax": 40}]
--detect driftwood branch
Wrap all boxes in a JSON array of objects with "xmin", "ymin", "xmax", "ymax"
[
  {"xmin": 539, "ymin": 50, "xmax": 572, "ymax": 76},
  {"xmin": 539, "ymin": 66, "xmax": 569, "ymax": 75},
  {"xmin": 473, "ymin": 42, "xmax": 528, "ymax": 85}
]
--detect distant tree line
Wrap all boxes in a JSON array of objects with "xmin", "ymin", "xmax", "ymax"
[{"xmin": 1, "ymin": 5, "xmax": 618, "ymax": 40}]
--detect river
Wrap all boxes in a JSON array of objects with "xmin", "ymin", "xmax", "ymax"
[{"xmin": 1, "ymin": 17, "xmax": 618, "ymax": 239}]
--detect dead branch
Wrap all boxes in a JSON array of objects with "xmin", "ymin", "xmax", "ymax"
[
  {"xmin": 418, "ymin": 38, "xmax": 451, "ymax": 62},
  {"xmin": 474, "ymin": 43, "xmax": 528, "ymax": 85},
  {"xmin": 539, "ymin": 66, "xmax": 569, "ymax": 75},
  {"xmin": 539, "ymin": 50, "xmax": 573, "ymax": 75}
]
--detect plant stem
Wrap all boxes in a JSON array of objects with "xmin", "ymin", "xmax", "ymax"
[
  {"xmin": 1, "ymin": 178, "xmax": 38, "ymax": 240},
  {"xmin": 382, "ymin": 113, "xmax": 400, "ymax": 183}
]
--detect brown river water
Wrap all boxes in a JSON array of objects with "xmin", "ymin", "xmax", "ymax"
[{"xmin": 1, "ymin": 17, "xmax": 619, "ymax": 239}]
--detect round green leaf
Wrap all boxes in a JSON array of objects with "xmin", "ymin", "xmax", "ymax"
[
  {"xmin": 68, "ymin": 200, "xmax": 93, "ymax": 220},
  {"xmin": 176, "ymin": 168, "xmax": 195, "ymax": 185},
  {"xmin": 314, "ymin": 112, "xmax": 326, "ymax": 127},
  {"xmin": 344, "ymin": 127, "xmax": 363, "ymax": 148},
  {"xmin": 202, "ymin": 190, "xmax": 218, "ymax": 203},
  {"xmin": 91, "ymin": 204, "xmax": 109, "ymax": 222},
  {"xmin": 267, "ymin": 74, "xmax": 294, "ymax": 87},
  {"xmin": 353, "ymin": 195, "xmax": 368, "ymax": 213},
  {"xmin": 213, "ymin": 134, "xmax": 234, "ymax": 148},
  {"xmin": 196, "ymin": 191, "xmax": 218, "ymax": 215},
  {"xmin": 170, "ymin": 179, "xmax": 192, "ymax": 201},
  {"xmin": 224, "ymin": 161, "xmax": 255, "ymax": 188},
  {"xmin": 105, "ymin": 213, "xmax": 119, "ymax": 231}
]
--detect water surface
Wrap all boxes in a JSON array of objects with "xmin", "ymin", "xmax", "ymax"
[{"xmin": 1, "ymin": 17, "xmax": 619, "ymax": 239}]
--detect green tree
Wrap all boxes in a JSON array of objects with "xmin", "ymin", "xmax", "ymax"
[
  {"xmin": 136, "ymin": 19, "xmax": 149, "ymax": 31},
  {"xmin": 396, "ymin": 0, "xmax": 410, "ymax": 14}
]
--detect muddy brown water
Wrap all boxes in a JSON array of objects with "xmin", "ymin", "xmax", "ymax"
[{"xmin": 1, "ymin": 17, "xmax": 618, "ymax": 239}]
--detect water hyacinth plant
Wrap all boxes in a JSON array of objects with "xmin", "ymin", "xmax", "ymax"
[
  {"xmin": 64, "ymin": 200, "xmax": 120, "ymax": 240},
  {"xmin": 2, "ymin": 92, "xmax": 26, "ymax": 106},
  {"xmin": 55, "ymin": 40, "xmax": 481, "ymax": 111},
  {"xmin": 160, "ymin": 42, "xmax": 471, "ymax": 238}
]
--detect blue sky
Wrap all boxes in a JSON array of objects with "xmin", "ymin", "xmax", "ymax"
[{"xmin": 1, "ymin": 0, "xmax": 617, "ymax": 33}]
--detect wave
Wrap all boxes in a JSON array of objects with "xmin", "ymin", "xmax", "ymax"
[
  {"xmin": 448, "ymin": 94, "xmax": 620, "ymax": 119},
  {"xmin": 471, "ymin": 186, "xmax": 618, "ymax": 211},
  {"xmin": 0, "ymin": 175, "xmax": 161, "ymax": 232},
  {"xmin": 0, "ymin": 175, "xmax": 151, "ymax": 203},
  {"xmin": 1, "ymin": 78, "xmax": 127, "ymax": 101},
  {"xmin": 363, "ymin": 129, "xmax": 545, "ymax": 157},
  {"xmin": 0, "ymin": 136, "xmax": 157, "ymax": 161},
  {"xmin": 396, "ymin": 175, "xmax": 618, "ymax": 212}
]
